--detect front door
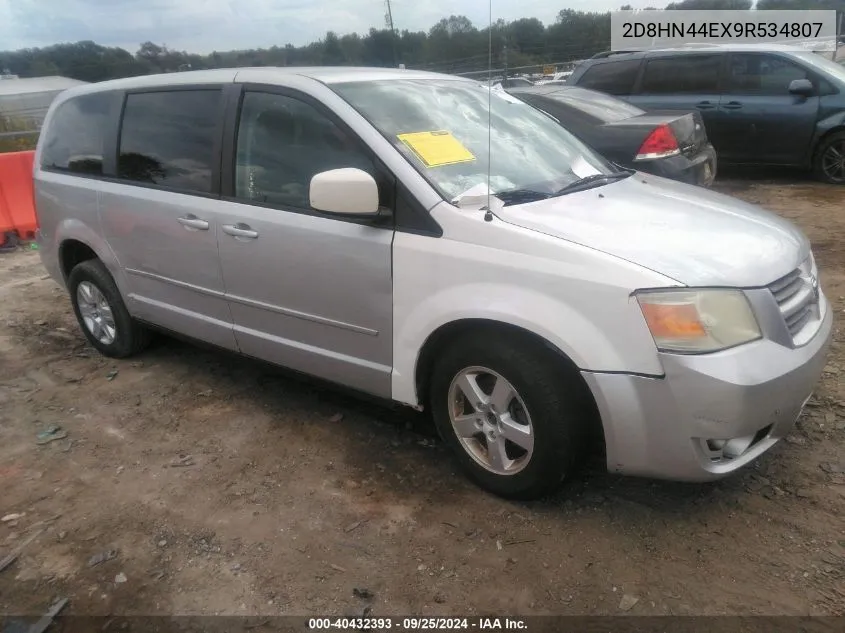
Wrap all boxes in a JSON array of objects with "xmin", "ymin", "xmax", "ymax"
[
  {"xmin": 98, "ymin": 87, "xmax": 237, "ymax": 351},
  {"xmin": 216, "ymin": 89, "xmax": 394, "ymax": 398},
  {"xmin": 716, "ymin": 53, "xmax": 819, "ymax": 165}
]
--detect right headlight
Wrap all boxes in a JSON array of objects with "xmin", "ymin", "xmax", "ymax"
[{"xmin": 636, "ymin": 289, "xmax": 762, "ymax": 353}]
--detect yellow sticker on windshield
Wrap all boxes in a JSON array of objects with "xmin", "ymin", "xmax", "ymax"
[{"xmin": 397, "ymin": 131, "xmax": 475, "ymax": 168}]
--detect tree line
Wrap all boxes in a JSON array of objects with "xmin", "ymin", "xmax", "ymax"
[{"xmin": 0, "ymin": 0, "xmax": 840, "ymax": 84}]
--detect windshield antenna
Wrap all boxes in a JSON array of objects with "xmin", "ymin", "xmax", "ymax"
[{"xmin": 484, "ymin": 0, "xmax": 493, "ymax": 222}]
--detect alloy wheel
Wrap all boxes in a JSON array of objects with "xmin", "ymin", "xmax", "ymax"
[
  {"xmin": 447, "ymin": 366, "xmax": 535, "ymax": 476},
  {"xmin": 821, "ymin": 140, "xmax": 845, "ymax": 183},
  {"xmin": 77, "ymin": 281, "xmax": 117, "ymax": 345}
]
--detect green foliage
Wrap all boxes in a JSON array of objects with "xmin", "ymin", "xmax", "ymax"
[
  {"xmin": 0, "ymin": 12, "xmax": 618, "ymax": 81},
  {"xmin": 0, "ymin": 116, "xmax": 37, "ymax": 153},
  {"xmin": 665, "ymin": 0, "xmax": 753, "ymax": 9},
  {"xmin": 0, "ymin": 40, "xmax": 148, "ymax": 82},
  {"xmin": 0, "ymin": 3, "xmax": 841, "ymax": 82},
  {"xmin": 757, "ymin": 0, "xmax": 844, "ymax": 10}
]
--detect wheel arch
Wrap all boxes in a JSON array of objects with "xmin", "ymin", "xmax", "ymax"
[
  {"xmin": 59, "ymin": 239, "xmax": 99, "ymax": 284},
  {"xmin": 53, "ymin": 218, "xmax": 127, "ymax": 293},
  {"xmin": 810, "ymin": 120, "xmax": 845, "ymax": 163},
  {"xmin": 810, "ymin": 125, "xmax": 845, "ymax": 182},
  {"xmin": 414, "ymin": 318, "xmax": 605, "ymax": 449}
]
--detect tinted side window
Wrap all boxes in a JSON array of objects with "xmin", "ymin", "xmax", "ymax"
[
  {"xmin": 727, "ymin": 54, "xmax": 809, "ymax": 95},
  {"xmin": 641, "ymin": 55, "xmax": 721, "ymax": 94},
  {"xmin": 40, "ymin": 92, "xmax": 114, "ymax": 175},
  {"xmin": 234, "ymin": 91, "xmax": 379, "ymax": 211},
  {"xmin": 577, "ymin": 59, "xmax": 641, "ymax": 95},
  {"xmin": 118, "ymin": 89, "xmax": 221, "ymax": 193}
]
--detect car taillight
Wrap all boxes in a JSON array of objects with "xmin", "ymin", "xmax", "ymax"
[{"xmin": 635, "ymin": 124, "xmax": 680, "ymax": 160}]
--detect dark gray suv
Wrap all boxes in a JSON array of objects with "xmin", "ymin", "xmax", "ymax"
[{"xmin": 568, "ymin": 45, "xmax": 845, "ymax": 184}]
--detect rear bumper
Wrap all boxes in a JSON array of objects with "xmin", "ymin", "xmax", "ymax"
[
  {"xmin": 582, "ymin": 295, "xmax": 832, "ymax": 482},
  {"xmin": 637, "ymin": 144, "xmax": 717, "ymax": 187},
  {"xmin": 35, "ymin": 228, "xmax": 64, "ymax": 288}
]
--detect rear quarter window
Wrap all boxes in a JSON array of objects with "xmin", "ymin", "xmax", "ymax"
[
  {"xmin": 40, "ymin": 92, "xmax": 116, "ymax": 175},
  {"xmin": 575, "ymin": 59, "xmax": 641, "ymax": 96}
]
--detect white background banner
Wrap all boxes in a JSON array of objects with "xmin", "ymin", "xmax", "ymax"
[{"xmin": 611, "ymin": 10, "xmax": 838, "ymax": 52}]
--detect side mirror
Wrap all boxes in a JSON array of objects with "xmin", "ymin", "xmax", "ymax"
[
  {"xmin": 788, "ymin": 78, "xmax": 814, "ymax": 97},
  {"xmin": 309, "ymin": 168, "xmax": 379, "ymax": 216}
]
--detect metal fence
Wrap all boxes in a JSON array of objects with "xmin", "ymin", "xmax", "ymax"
[{"xmin": 0, "ymin": 129, "xmax": 39, "ymax": 139}]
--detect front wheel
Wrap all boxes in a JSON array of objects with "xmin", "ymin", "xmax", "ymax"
[
  {"xmin": 429, "ymin": 334, "xmax": 589, "ymax": 500},
  {"xmin": 813, "ymin": 131, "xmax": 845, "ymax": 184}
]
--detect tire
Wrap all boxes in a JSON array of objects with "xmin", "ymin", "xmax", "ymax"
[
  {"xmin": 813, "ymin": 131, "xmax": 845, "ymax": 184},
  {"xmin": 68, "ymin": 259, "xmax": 152, "ymax": 358},
  {"xmin": 429, "ymin": 333, "xmax": 590, "ymax": 500}
]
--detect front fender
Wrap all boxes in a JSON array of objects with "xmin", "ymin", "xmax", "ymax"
[
  {"xmin": 391, "ymin": 280, "xmax": 665, "ymax": 407},
  {"xmin": 389, "ymin": 202, "xmax": 678, "ymax": 407}
]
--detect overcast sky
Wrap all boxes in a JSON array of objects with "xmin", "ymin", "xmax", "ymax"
[{"xmin": 0, "ymin": 0, "xmax": 661, "ymax": 54}]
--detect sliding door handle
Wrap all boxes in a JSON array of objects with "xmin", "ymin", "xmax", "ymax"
[
  {"xmin": 222, "ymin": 223, "xmax": 259, "ymax": 239},
  {"xmin": 177, "ymin": 215, "xmax": 209, "ymax": 230}
]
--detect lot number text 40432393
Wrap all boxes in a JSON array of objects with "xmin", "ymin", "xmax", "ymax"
[{"xmin": 307, "ymin": 617, "xmax": 528, "ymax": 630}]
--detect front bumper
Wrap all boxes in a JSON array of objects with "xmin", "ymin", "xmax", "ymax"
[{"xmin": 582, "ymin": 297, "xmax": 833, "ymax": 482}]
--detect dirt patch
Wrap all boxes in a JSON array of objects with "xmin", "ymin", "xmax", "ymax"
[{"xmin": 1, "ymin": 177, "xmax": 844, "ymax": 617}]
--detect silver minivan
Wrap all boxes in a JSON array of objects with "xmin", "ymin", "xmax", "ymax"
[{"xmin": 34, "ymin": 67, "xmax": 832, "ymax": 499}]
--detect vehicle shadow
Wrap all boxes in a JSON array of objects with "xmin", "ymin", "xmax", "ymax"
[{"xmin": 140, "ymin": 332, "xmax": 759, "ymax": 517}]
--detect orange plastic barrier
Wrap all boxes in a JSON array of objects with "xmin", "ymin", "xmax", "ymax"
[
  {"xmin": 0, "ymin": 194, "xmax": 14, "ymax": 249},
  {"xmin": 0, "ymin": 150, "xmax": 37, "ymax": 247}
]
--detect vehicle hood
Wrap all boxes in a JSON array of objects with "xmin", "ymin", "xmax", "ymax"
[{"xmin": 494, "ymin": 174, "xmax": 810, "ymax": 287}]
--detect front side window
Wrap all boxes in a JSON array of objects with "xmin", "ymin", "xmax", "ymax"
[
  {"xmin": 117, "ymin": 89, "xmax": 221, "ymax": 193},
  {"xmin": 641, "ymin": 55, "xmax": 721, "ymax": 94},
  {"xmin": 332, "ymin": 78, "xmax": 616, "ymax": 203},
  {"xmin": 727, "ymin": 54, "xmax": 809, "ymax": 95},
  {"xmin": 40, "ymin": 92, "xmax": 115, "ymax": 174},
  {"xmin": 234, "ymin": 91, "xmax": 378, "ymax": 210},
  {"xmin": 577, "ymin": 59, "xmax": 640, "ymax": 95}
]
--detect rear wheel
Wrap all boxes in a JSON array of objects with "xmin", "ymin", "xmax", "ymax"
[
  {"xmin": 68, "ymin": 259, "xmax": 152, "ymax": 358},
  {"xmin": 429, "ymin": 333, "xmax": 590, "ymax": 500},
  {"xmin": 813, "ymin": 131, "xmax": 845, "ymax": 184}
]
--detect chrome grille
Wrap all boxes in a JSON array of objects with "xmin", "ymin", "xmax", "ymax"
[{"xmin": 767, "ymin": 256, "xmax": 820, "ymax": 344}]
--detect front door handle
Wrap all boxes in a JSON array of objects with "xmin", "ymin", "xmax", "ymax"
[
  {"xmin": 177, "ymin": 215, "xmax": 209, "ymax": 231},
  {"xmin": 696, "ymin": 100, "xmax": 716, "ymax": 110},
  {"xmin": 722, "ymin": 101, "xmax": 743, "ymax": 110},
  {"xmin": 222, "ymin": 223, "xmax": 259, "ymax": 239}
]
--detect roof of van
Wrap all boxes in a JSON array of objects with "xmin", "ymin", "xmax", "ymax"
[{"xmin": 60, "ymin": 66, "xmax": 467, "ymax": 96}]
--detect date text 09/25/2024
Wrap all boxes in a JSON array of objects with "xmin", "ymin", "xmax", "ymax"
[{"xmin": 307, "ymin": 618, "xmax": 528, "ymax": 630}]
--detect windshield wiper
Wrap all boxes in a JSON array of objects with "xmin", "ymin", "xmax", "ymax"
[
  {"xmin": 553, "ymin": 172, "xmax": 631, "ymax": 197},
  {"xmin": 492, "ymin": 189, "xmax": 551, "ymax": 206}
]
